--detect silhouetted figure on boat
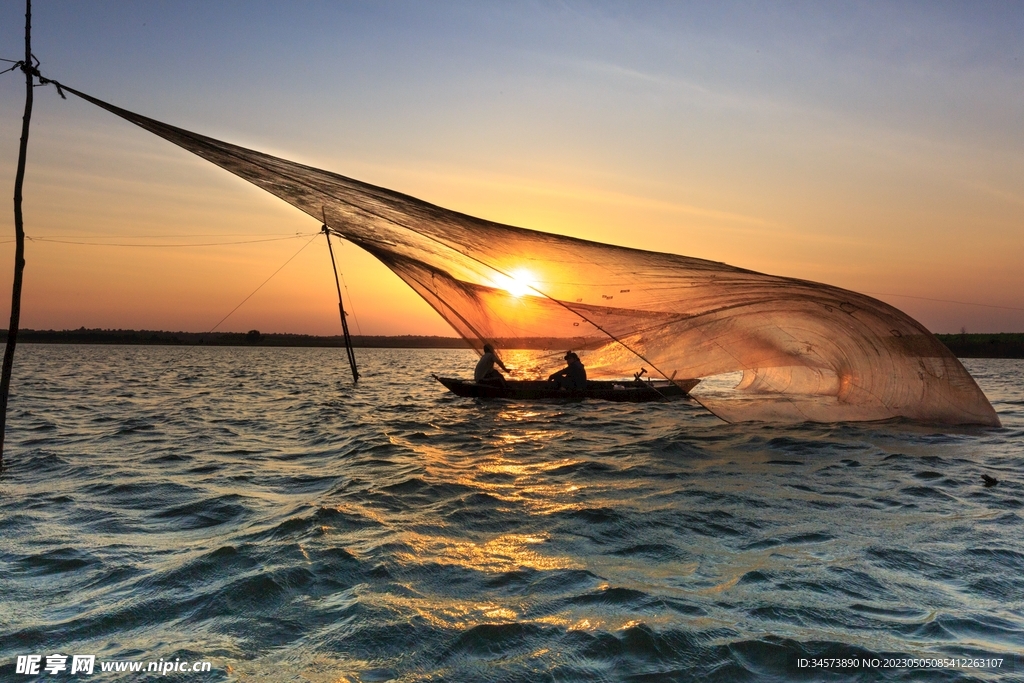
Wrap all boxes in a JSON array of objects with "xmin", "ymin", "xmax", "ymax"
[
  {"xmin": 549, "ymin": 351, "xmax": 587, "ymax": 390},
  {"xmin": 475, "ymin": 343, "xmax": 509, "ymax": 389}
]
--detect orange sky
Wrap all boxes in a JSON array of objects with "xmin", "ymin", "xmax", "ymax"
[{"xmin": 1, "ymin": 3, "xmax": 1021, "ymax": 334}]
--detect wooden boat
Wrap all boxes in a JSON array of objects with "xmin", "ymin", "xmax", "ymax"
[{"xmin": 433, "ymin": 376, "xmax": 700, "ymax": 402}]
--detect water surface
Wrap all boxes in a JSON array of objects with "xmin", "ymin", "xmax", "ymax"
[{"xmin": 1, "ymin": 346, "xmax": 1021, "ymax": 681}]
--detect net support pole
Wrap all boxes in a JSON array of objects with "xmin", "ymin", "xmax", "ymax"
[
  {"xmin": 1, "ymin": 0, "xmax": 34, "ymax": 469},
  {"xmin": 322, "ymin": 224, "xmax": 359, "ymax": 384}
]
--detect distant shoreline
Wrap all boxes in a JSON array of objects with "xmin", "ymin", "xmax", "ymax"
[
  {"xmin": 1, "ymin": 329, "xmax": 1022, "ymax": 358},
  {"xmin": 0, "ymin": 328, "xmax": 473, "ymax": 349},
  {"xmin": 934, "ymin": 333, "xmax": 1024, "ymax": 359}
]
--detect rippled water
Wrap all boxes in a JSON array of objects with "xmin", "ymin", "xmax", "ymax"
[{"xmin": 1, "ymin": 346, "xmax": 1022, "ymax": 682}]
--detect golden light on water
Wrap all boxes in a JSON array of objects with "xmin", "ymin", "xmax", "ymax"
[
  {"xmin": 390, "ymin": 532, "xmax": 576, "ymax": 575},
  {"xmin": 370, "ymin": 532, "xmax": 580, "ymax": 630}
]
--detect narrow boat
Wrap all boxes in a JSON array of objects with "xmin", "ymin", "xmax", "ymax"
[{"xmin": 433, "ymin": 376, "xmax": 700, "ymax": 402}]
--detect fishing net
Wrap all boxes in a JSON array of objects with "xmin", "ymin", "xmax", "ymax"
[{"xmin": 61, "ymin": 87, "xmax": 1000, "ymax": 426}]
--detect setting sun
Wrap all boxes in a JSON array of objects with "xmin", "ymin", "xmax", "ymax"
[{"xmin": 495, "ymin": 268, "xmax": 539, "ymax": 298}]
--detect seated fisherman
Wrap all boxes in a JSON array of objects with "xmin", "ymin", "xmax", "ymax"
[
  {"xmin": 474, "ymin": 343, "xmax": 509, "ymax": 388},
  {"xmin": 548, "ymin": 351, "xmax": 587, "ymax": 390}
]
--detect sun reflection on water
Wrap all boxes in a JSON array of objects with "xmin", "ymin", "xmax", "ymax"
[
  {"xmin": 369, "ymin": 531, "xmax": 584, "ymax": 631},
  {"xmin": 453, "ymin": 456, "xmax": 589, "ymax": 515},
  {"xmin": 394, "ymin": 532, "xmax": 576, "ymax": 575}
]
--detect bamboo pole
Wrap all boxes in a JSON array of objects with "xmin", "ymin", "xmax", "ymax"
[
  {"xmin": 322, "ymin": 224, "xmax": 359, "ymax": 384},
  {"xmin": 1, "ymin": 0, "xmax": 34, "ymax": 468}
]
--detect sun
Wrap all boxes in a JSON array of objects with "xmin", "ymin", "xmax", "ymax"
[{"xmin": 496, "ymin": 268, "xmax": 539, "ymax": 298}]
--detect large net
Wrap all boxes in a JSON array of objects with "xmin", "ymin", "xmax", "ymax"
[{"xmin": 63, "ymin": 87, "xmax": 1000, "ymax": 426}]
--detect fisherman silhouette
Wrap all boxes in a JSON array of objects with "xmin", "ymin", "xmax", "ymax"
[
  {"xmin": 548, "ymin": 351, "xmax": 587, "ymax": 390},
  {"xmin": 474, "ymin": 343, "xmax": 509, "ymax": 389}
]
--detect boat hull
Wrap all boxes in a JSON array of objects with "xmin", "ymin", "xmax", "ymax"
[{"xmin": 434, "ymin": 376, "xmax": 700, "ymax": 402}]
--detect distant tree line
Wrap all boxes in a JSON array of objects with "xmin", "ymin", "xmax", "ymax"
[
  {"xmin": 1, "ymin": 328, "xmax": 1022, "ymax": 357},
  {"xmin": 934, "ymin": 333, "xmax": 1024, "ymax": 359},
  {"xmin": 0, "ymin": 328, "xmax": 471, "ymax": 348}
]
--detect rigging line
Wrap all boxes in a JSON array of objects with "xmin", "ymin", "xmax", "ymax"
[
  {"xmin": 27, "ymin": 234, "xmax": 317, "ymax": 248},
  {"xmin": 339, "ymin": 271, "xmax": 363, "ymax": 336},
  {"xmin": 33, "ymin": 232, "xmax": 312, "ymax": 239},
  {"xmin": 862, "ymin": 291, "xmax": 1024, "ymax": 313},
  {"xmin": 207, "ymin": 232, "xmax": 320, "ymax": 334}
]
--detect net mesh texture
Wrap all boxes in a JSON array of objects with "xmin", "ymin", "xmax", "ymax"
[{"xmin": 63, "ymin": 87, "xmax": 1000, "ymax": 426}]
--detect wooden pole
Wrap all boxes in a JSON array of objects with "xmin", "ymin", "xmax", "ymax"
[
  {"xmin": 321, "ymin": 224, "xmax": 359, "ymax": 384},
  {"xmin": 1, "ymin": 0, "xmax": 34, "ymax": 468}
]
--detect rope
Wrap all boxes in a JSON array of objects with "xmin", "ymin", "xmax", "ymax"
[
  {"xmin": 0, "ymin": 55, "xmax": 67, "ymax": 98},
  {"xmin": 207, "ymin": 233, "xmax": 319, "ymax": 333},
  {"xmin": 27, "ymin": 233, "xmax": 316, "ymax": 248},
  {"xmin": 340, "ymin": 269, "xmax": 363, "ymax": 335},
  {"xmin": 110, "ymin": 230, "xmax": 320, "ymax": 374},
  {"xmin": 32, "ymin": 232, "xmax": 311, "ymax": 238}
]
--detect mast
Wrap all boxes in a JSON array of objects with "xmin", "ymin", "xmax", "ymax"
[
  {"xmin": 321, "ymin": 223, "xmax": 359, "ymax": 384},
  {"xmin": 1, "ymin": 0, "xmax": 34, "ymax": 468}
]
